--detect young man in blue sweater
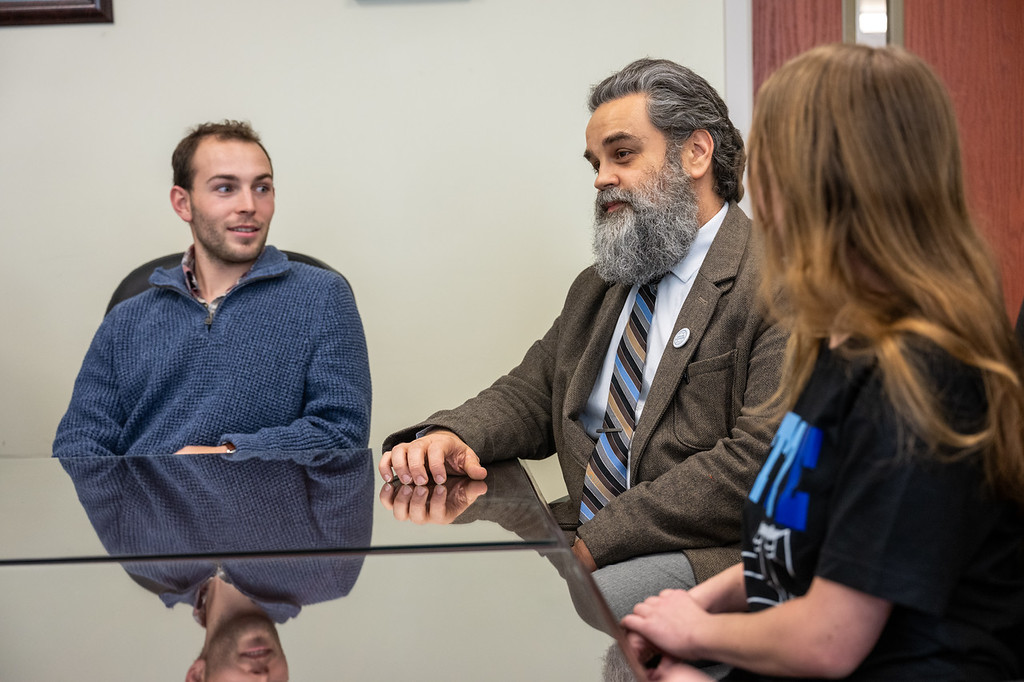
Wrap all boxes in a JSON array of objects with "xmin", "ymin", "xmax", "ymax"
[{"xmin": 53, "ymin": 121, "xmax": 371, "ymax": 457}]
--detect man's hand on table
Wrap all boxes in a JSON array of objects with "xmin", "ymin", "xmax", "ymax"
[
  {"xmin": 379, "ymin": 429, "xmax": 487, "ymax": 485},
  {"xmin": 379, "ymin": 477, "xmax": 488, "ymax": 525}
]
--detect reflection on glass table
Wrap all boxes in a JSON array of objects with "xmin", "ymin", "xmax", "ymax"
[
  {"xmin": 0, "ymin": 451, "xmax": 644, "ymax": 680},
  {"xmin": 0, "ymin": 452, "xmax": 564, "ymax": 564},
  {"xmin": 1, "ymin": 550, "xmax": 634, "ymax": 681}
]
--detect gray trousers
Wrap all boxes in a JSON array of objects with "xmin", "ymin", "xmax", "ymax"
[
  {"xmin": 592, "ymin": 551, "xmax": 697, "ymax": 620},
  {"xmin": 589, "ymin": 553, "xmax": 731, "ymax": 680}
]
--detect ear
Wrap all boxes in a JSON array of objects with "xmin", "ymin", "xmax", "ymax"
[
  {"xmin": 185, "ymin": 659, "xmax": 205, "ymax": 682},
  {"xmin": 679, "ymin": 129, "xmax": 714, "ymax": 181},
  {"xmin": 170, "ymin": 186, "xmax": 193, "ymax": 224}
]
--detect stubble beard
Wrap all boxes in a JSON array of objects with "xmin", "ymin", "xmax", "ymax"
[
  {"xmin": 190, "ymin": 203, "xmax": 268, "ymax": 268},
  {"xmin": 591, "ymin": 160, "xmax": 700, "ymax": 286},
  {"xmin": 202, "ymin": 612, "xmax": 286, "ymax": 674}
]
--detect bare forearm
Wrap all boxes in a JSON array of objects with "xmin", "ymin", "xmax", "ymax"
[
  {"xmin": 624, "ymin": 577, "xmax": 890, "ymax": 679},
  {"xmin": 686, "ymin": 579, "xmax": 890, "ymax": 678},
  {"xmin": 688, "ymin": 610, "xmax": 833, "ymax": 676},
  {"xmin": 688, "ymin": 563, "xmax": 747, "ymax": 613}
]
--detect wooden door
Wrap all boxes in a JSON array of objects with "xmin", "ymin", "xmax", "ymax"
[
  {"xmin": 752, "ymin": 0, "xmax": 1024, "ymax": 319},
  {"xmin": 903, "ymin": 0, "xmax": 1024, "ymax": 319}
]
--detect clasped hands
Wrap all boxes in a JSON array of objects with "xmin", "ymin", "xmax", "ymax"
[{"xmin": 621, "ymin": 589, "xmax": 716, "ymax": 681}]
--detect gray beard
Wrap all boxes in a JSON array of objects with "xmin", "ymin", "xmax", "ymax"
[{"xmin": 591, "ymin": 165, "xmax": 699, "ymax": 286}]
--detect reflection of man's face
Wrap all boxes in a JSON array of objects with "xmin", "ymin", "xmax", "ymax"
[{"xmin": 201, "ymin": 612, "xmax": 289, "ymax": 682}]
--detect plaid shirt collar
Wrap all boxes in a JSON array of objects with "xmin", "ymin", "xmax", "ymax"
[{"xmin": 181, "ymin": 245, "xmax": 259, "ymax": 306}]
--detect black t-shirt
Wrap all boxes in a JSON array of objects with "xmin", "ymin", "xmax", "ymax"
[{"xmin": 734, "ymin": 343, "xmax": 1024, "ymax": 680}]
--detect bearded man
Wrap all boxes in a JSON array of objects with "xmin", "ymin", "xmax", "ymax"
[{"xmin": 380, "ymin": 59, "xmax": 786, "ymax": 617}]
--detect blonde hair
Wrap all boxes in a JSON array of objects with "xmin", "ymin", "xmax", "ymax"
[{"xmin": 748, "ymin": 43, "xmax": 1024, "ymax": 505}]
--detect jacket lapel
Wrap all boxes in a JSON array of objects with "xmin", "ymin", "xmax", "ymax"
[{"xmin": 563, "ymin": 281, "xmax": 630, "ymax": 468}]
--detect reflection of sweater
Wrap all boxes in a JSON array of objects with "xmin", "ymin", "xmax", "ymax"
[
  {"xmin": 61, "ymin": 449, "xmax": 374, "ymax": 622},
  {"xmin": 53, "ymin": 246, "xmax": 371, "ymax": 456}
]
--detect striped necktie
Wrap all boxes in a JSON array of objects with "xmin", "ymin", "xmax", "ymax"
[{"xmin": 580, "ymin": 282, "xmax": 657, "ymax": 523}]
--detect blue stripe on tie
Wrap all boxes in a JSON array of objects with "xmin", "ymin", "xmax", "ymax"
[
  {"xmin": 580, "ymin": 280, "xmax": 659, "ymax": 524},
  {"xmin": 597, "ymin": 436, "xmax": 628, "ymax": 481},
  {"xmin": 636, "ymin": 297, "xmax": 654, "ymax": 323},
  {"xmin": 614, "ymin": 357, "xmax": 642, "ymax": 402}
]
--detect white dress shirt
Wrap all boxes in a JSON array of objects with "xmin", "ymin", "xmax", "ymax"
[{"xmin": 581, "ymin": 203, "xmax": 728, "ymax": 487}]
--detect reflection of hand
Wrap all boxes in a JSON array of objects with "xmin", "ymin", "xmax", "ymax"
[
  {"xmin": 646, "ymin": 656, "xmax": 714, "ymax": 681},
  {"xmin": 620, "ymin": 589, "xmax": 709, "ymax": 663},
  {"xmin": 378, "ymin": 477, "xmax": 488, "ymax": 525},
  {"xmin": 379, "ymin": 429, "xmax": 487, "ymax": 485}
]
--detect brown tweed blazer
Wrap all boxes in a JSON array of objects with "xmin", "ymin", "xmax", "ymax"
[{"xmin": 383, "ymin": 203, "xmax": 787, "ymax": 581}]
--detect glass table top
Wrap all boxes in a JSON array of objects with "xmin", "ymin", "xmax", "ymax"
[{"xmin": 0, "ymin": 451, "xmax": 646, "ymax": 680}]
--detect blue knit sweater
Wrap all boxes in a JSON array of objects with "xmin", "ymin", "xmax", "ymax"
[
  {"xmin": 53, "ymin": 246, "xmax": 371, "ymax": 456},
  {"xmin": 61, "ymin": 449, "xmax": 373, "ymax": 622}
]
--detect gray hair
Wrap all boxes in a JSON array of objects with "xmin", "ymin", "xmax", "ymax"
[{"xmin": 589, "ymin": 58, "xmax": 746, "ymax": 203}]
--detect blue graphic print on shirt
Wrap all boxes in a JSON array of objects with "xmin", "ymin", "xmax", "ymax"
[{"xmin": 748, "ymin": 412, "xmax": 822, "ymax": 531}]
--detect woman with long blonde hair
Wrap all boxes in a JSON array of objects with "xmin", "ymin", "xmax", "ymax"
[{"xmin": 622, "ymin": 43, "xmax": 1024, "ymax": 681}]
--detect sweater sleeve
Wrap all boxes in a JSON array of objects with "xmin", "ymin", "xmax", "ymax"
[
  {"xmin": 53, "ymin": 318, "xmax": 127, "ymax": 457},
  {"xmin": 221, "ymin": 275, "xmax": 372, "ymax": 452}
]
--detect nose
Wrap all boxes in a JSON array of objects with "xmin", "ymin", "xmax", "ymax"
[
  {"xmin": 236, "ymin": 188, "xmax": 256, "ymax": 214},
  {"xmin": 594, "ymin": 166, "xmax": 618, "ymax": 191}
]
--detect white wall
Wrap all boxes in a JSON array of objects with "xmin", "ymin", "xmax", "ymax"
[{"xmin": 0, "ymin": 0, "xmax": 747, "ymax": 458}]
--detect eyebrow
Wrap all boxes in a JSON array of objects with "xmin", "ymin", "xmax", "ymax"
[
  {"xmin": 583, "ymin": 132, "xmax": 644, "ymax": 163},
  {"xmin": 205, "ymin": 173, "xmax": 274, "ymax": 184}
]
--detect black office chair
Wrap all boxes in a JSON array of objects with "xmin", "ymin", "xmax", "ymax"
[{"xmin": 105, "ymin": 251, "xmax": 340, "ymax": 315}]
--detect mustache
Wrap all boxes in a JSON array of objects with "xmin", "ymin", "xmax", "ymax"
[{"xmin": 595, "ymin": 187, "xmax": 635, "ymax": 212}]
